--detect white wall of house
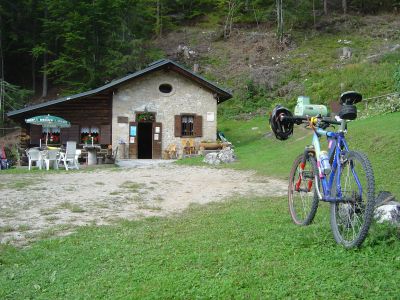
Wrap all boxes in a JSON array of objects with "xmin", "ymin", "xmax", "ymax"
[{"xmin": 112, "ymin": 69, "xmax": 217, "ymax": 158}]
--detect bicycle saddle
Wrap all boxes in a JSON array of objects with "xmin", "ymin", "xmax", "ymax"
[{"xmin": 340, "ymin": 91, "xmax": 362, "ymax": 105}]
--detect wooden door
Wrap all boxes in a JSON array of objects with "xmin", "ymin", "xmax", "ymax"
[
  {"xmin": 153, "ymin": 122, "xmax": 162, "ymax": 159},
  {"xmin": 29, "ymin": 125, "xmax": 42, "ymax": 145}
]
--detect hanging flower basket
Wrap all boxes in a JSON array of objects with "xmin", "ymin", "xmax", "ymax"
[{"xmin": 137, "ymin": 112, "xmax": 155, "ymax": 122}]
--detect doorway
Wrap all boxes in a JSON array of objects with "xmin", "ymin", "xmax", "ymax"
[{"xmin": 137, "ymin": 122, "xmax": 153, "ymax": 159}]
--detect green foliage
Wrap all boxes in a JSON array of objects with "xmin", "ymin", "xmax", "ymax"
[
  {"xmin": 0, "ymin": 81, "xmax": 33, "ymax": 126},
  {"xmin": 394, "ymin": 64, "xmax": 400, "ymax": 92},
  {"xmin": 2, "ymin": 0, "xmax": 400, "ymax": 103}
]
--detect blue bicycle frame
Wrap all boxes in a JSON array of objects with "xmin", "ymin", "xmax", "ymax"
[{"xmin": 310, "ymin": 124, "xmax": 363, "ymax": 203}]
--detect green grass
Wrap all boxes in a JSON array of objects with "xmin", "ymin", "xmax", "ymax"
[
  {"xmin": 119, "ymin": 181, "xmax": 142, "ymax": 193},
  {"xmin": 285, "ymin": 31, "xmax": 399, "ymax": 106},
  {"xmin": 217, "ymin": 112, "xmax": 400, "ymax": 198},
  {"xmin": 0, "ymin": 164, "xmax": 119, "ymax": 175},
  {"xmin": 0, "ymin": 197, "xmax": 398, "ymax": 299}
]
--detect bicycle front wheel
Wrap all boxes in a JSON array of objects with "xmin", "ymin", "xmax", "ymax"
[
  {"xmin": 288, "ymin": 153, "xmax": 319, "ymax": 226},
  {"xmin": 330, "ymin": 151, "xmax": 375, "ymax": 248}
]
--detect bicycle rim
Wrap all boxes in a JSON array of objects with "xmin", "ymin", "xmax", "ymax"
[
  {"xmin": 330, "ymin": 151, "xmax": 375, "ymax": 248},
  {"xmin": 288, "ymin": 154, "xmax": 319, "ymax": 225}
]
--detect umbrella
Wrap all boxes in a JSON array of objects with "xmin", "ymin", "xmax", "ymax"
[{"xmin": 25, "ymin": 114, "xmax": 71, "ymax": 146}]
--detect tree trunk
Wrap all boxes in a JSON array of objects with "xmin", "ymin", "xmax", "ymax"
[
  {"xmin": 223, "ymin": 1, "xmax": 237, "ymax": 39},
  {"xmin": 324, "ymin": 0, "xmax": 328, "ymax": 15},
  {"xmin": 41, "ymin": 52, "xmax": 47, "ymax": 98},
  {"xmin": 156, "ymin": 0, "xmax": 162, "ymax": 38},
  {"xmin": 41, "ymin": 8, "xmax": 48, "ymax": 98},
  {"xmin": 32, "ymin": 57, "xmax": 36, "ymax": 93},
  {"xmin": 342, "ymin": 0, "xmax": 347, "ymax": 15},
  {"xmin": 31, "ymin": 0, "xmax": 37, "ymax": 94},
  {"xmin": 276, "ymin": 0, "xmax": 284, "ymax": 43},
  {"xmin": 313, "ymin": 0, "xmax": 316, "ymax": 29},
  {"xmin": 0, "ymin": 13, "xmax": 4, "ymax": 126}
]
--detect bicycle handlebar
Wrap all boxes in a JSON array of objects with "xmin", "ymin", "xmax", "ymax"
[{"xmin": 280, "ymin": 115, "xmax": 342, "ymax": 126}]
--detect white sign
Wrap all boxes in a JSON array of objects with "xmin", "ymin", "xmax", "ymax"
[
  {"xmin": 155, "ymin": 126, "xmax": 160, "ymax": 133},
  {"xmin": 154, "ymin": 134, "xmax": 159, "ymax": 141},
  {"xmin": 207, "ymin": 112, "xmax": 215, "ymax": 122}
]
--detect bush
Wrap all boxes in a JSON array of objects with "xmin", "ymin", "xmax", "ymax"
[{"xmin": 394, "ymin": 64, "xmax": 400, "ymax": 92}]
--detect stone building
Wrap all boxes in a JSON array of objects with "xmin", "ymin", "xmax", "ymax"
[{"xmin": 7, "ymin": 59, "xmax": 232, "ymax": 159}]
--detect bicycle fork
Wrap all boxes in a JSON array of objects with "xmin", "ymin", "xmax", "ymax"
[{"xmin": 295, "ymin": 152, "xmax": 315, "ymax": 194}]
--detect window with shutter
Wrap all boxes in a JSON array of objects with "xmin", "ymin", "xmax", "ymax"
[
  {"xmin": 181, "ymin": 115, "xmax": 194, "ymax": 136},
  {"xmin": 174, "ymin": 114, "xmax": 203, "ymax": 137}
]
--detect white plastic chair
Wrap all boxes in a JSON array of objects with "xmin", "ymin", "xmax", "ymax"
[
  {"xmin": 75, "ymin": 149, "xmax": 81, "ymax": 162},
  {"xmin": 26, "ymin": 148, "xmax": 43, "ymax": 170},
  {"xmin": 43, "ymin": 149, "xmax": 60, "ymax": 170},
  {"xmin": 60, "ymin": 141, "xmax": 79, "ymax": 170}
]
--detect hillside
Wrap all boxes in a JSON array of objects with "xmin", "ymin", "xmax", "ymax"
[{"xmin": 153, "ymin": 14, "xmax": 400, "ymax": 118}]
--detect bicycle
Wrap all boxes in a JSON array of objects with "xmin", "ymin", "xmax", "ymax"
[{"xmin": 270, "ymin": 91, "xmax": 375, "ymax": 248}]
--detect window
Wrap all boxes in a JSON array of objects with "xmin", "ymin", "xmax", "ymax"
[
  {"xmin": 181, "ymin": 115, "xmax": 194, "ymax": 136},
  {"xmin": 80, "ymin": 126, "xmax": 99, "ymax": 144},
  {"xmin": 159, "ymin": 83, "xmax": 173, "ymax": 94},
  {"xmin": 175, "ymin": 114, "xmax": 203, "ymax": 137},
  {"xmin": 42, "ymin": 127, "xmax": 60, "ymax": 145}
]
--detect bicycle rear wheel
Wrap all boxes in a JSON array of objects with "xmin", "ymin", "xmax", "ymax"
[
  {"xmin": 330, "ymin": 151, "xmax": 375, "ymax": 248},
  {"xmin": 288, "ymin": 153, "xmax": 319, "ymax": 225}
]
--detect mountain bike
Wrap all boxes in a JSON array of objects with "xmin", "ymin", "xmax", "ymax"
[{"xmin": 270, "ymin": 91, "xmax": 375, "ymax": 248}]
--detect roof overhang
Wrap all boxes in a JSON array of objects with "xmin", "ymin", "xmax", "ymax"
[{"xmin": 7, "ymin": 59, "xmax": 233, "ymax": 118}]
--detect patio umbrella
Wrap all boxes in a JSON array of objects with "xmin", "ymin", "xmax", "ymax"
[{"xmin": 25, "ymin": 114, "xmax": 71, "ymax": 146}]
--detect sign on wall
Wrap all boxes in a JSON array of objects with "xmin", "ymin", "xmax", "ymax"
[
  {"xmin": 207, "ymin": 112, "xmax": 215, "ymax": 122},
  {"xmin": 130, "ymin": 126, "xmax": 137, "ymax": 136}
]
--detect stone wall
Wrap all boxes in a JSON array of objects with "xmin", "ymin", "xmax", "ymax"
[{"xmin": 112, "ymin": 69, "xmax": 217, "ymax": 158}]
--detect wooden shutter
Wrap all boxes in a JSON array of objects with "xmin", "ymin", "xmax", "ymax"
[
  {"xmin": 153, "ymin": 122, "xmax": 162, "ymax": 159},
  {"xmin": 30, "ymin": 125, "xmax": 42, "ymax": 145},
  {"xmin": 174, "ymin": 115, "xmax": 182, "ymax": 137},
  {"xmin": 194, "ymin": 115, "xmax": 203, "ymax": 137},
  {"xmin": 100, "ymin": 125, "xmax": 111, "ymax": 145}
]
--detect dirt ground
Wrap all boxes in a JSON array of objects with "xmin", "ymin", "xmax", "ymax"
[{"xmin": 0, "ymin": 164, "xmax": 286, "ymax": 246}]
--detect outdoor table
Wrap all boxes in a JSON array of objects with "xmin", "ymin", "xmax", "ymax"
[{"xmin": 83, "ymin": 145, "xmax": 101, "ymax": 165}]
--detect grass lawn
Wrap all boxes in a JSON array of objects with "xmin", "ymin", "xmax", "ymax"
[{"xmin": 1, "ymin": 197, "xmax": 399, "ymax": 299}]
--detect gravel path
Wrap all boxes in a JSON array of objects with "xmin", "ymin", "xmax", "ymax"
[{"xmin": 0, "ymin": 164, "xmax": 286, "ymax": 246}]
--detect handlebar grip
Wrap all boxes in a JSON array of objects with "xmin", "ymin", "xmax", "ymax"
[
  {"xmin": 321, "ymin": 117, "xmax": 341, "ymax": 125},
  {"xmin": 280, "ymin": 115, "xmax": 307, "ymax": 124}
]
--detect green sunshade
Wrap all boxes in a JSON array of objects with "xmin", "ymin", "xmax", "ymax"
[{"xmin": 25, "ymin": 115, "xmax": 71, "ymax": 128}]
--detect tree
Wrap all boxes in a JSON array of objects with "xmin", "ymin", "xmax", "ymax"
[
  {"xmin": 342, "ymin": 0, "xmax": 347, "ymax": 14},
  {"xmin": 276, "ymin": 0, "xmax": 283, "ymax": 43}
]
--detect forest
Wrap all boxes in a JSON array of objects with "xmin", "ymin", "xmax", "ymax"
[{"xmin": 1, "ymin": 0, "xmax": 400, "ymax": 125}]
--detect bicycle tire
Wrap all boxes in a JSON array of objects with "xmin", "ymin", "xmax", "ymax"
[
  {"xmin": 330, "ymin": 150, "xmax": 375, "ymax": 248},
  {"xmin": 288, "ymin": 153, "xmax": 320, "ymax": 225}
]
